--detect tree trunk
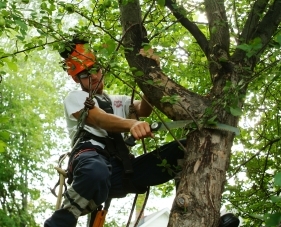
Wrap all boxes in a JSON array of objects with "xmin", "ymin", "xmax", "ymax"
[
  {"xmin": 168, "ymin": 130, "xmax": 236, "ymax": 226},
  {"xmin": 119, "ymin": 0, "xmax": 241, "ymax": 226}
]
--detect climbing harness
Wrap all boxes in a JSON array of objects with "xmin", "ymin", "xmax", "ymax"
[{"xmin": 51, "ymin": 58, "xmax": 146, "ymax": 227}]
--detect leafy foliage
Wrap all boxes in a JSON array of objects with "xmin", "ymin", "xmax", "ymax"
[
  {"xmin": 0, "ymin": 35, "xmax": 68, "ymax": 225},
  {"xmin": 0, "ymin": 0, "xmax": 281, "ymax": 226}
]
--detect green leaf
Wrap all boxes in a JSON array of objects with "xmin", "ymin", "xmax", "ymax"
[
  {"xmin": 160, "ymin": 95, "xmax": 180, "ymax": 104},
  {"xmin": 207, "ymin": 115, "xmax": 217, "ymax": 125},
  {"xmin": 3, "ymin": 59, "xmax": 18, "ymax": 71},
  {"xmin": 270, "ymin": 196, "xmax": 281, "ymax": 203},
  {"xmin": 0, "ymin": 140, "xmax": 6, "ymax": 152},
  {"xmin": 142, "ymin": 43, "xmax": 151, "ymax": 51},
  {"xmin": 264, "ymin": 213, "xmax": 281, "ymax": 226},
  {"xmin": 165, "ymin": 133, "xmax": 174, "ymax": 142},
  {"xmin": 277, "ymin": 34, "xmax": 281, "ymax": 46},
  {"xmin": 144, "ymin": 80, "xmax": 154, "ymax": 85},
  {"xmin": 237, "ymin": 43, "xmax": 251, "ymax": 52},
  {"xmin": 134, "ymin": 70, "xmax": 144, "ymax": 76},
  {"xmin": 0, "ymin": 1, "xmax": 6, "ymax": 8},
  {"xmin": 104, "ymin": 39, "xmax": 116, "ymax": 54},
  {"xmin": 0, "ymin": 116, "xmax": 10, "ymax": 124},
  {"xmin": 274, "ymin": 172, "xmax": 281, "ymax": 186},
  {"xmin": 211, "ymin": 26, "xmax": 217, "ymax": 34},
  {"xmin": 0, "ymin": 131, "xmax": 10, "ymax": 141},
  {"xmin": 230, "ymin": 107, "xmax": 243, "ymax": 116},
  {"xmin": 157, "ymin": 0, "xmax": 165, "ymax": 8},
  {"xmin": 30, "ymin": 189, "xmax": 41, "ymax": 200}
]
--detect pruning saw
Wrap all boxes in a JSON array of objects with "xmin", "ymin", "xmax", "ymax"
[{"xmin": 125, "ymin": 120, "xmax": 240, "ymax": 146}]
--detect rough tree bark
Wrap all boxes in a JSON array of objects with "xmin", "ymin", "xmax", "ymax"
[{"xmin": 119, "ymin": 0, "xmax": 281, "ymax": 226}]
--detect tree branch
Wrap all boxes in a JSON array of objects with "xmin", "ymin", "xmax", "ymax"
[
  {"xmin": 164, "ymin": 0, "xmax": 209, "ymax": 56},
  {"xmin": 233, "ymin": 0, "xmax": 281, "ymax": 62},
  {"xmin": 239, "ymin": 0, "xmax": 269, "ymax": 44},
  {"xmin": 228, "ymin": 137, "xmax": 281, "ymax": 179},
  {"xmin": 204, "ymin": 0, "xmax": 230, "ymax": 51},
  {"xmin": 252, "ymin": 0, "xmax": 281, "ymax": 56}
]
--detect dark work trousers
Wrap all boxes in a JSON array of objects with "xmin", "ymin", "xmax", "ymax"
[{"xmin": 44, "ymin": 139, "xmax": 185, "ymax": 227}]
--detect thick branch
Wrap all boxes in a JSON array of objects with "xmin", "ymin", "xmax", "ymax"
[
  {"xmin": 122, "ymin": 25, "xmax": 210, "ymax": 120},
  {"xmin": 252, "ymin": 0, "xmax": 281, "ymax": 55},
  {"xmin": 233, "ymin": 0, "xmax": 281, "ymax": 62},
  {"xmin": 134, "ymin": 68, "xmax": 210, "ymax": 121},
  {"xmin": 204, "ymin": 0, "xmax": 230, "ymax": 51},
  {"xmin": 164, "ymin": 0, "xmax": 209, "ymax": 56},
  {"xmin": 239, "ymin": 0, "xmax": 269, "ymax": 44},
  {"xmin": 118, "ymin": 1, "xmax": 210, "ymax": 120}
]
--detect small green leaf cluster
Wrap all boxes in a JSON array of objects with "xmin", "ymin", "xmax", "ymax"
[
  {"xmin": 221, "ymin": 80, "xmax": 244, "ymax": 117},
  {"xmin": 0, "ymin": 116, "xmax": 10, "ymax": 153},
  {"xmin": 263, "ymin": 173, "xmax": 281, "ymax": 227},
  {"xmin": 237, "ymin": 37, "xmax": 263, "ymax": 58},
  {"xmin": 160, "ymin": 95, "xmax": 180, "ymax": 105}
]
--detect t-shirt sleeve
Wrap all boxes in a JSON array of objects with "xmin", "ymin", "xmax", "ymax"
[
  {"xmin": 64, "ymin": 91, "xmax": 88, "ymax": 121},
  {"xmin": 123, "ymin": 95, "xmax": 132, "ymax": 118}
]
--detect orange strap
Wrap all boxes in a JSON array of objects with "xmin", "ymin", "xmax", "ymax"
[
  {"xmin": 92, "ymin": 210, "xmax": 108, "ymax": 227},
  {"xmin": 73, "ymin": 148, "xmax": 94, "ymax": 159}
]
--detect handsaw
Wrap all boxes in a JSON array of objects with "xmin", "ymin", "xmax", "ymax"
[{"xmin": 125, "ymin": 120, "xmax": 240, "ymax": 146}]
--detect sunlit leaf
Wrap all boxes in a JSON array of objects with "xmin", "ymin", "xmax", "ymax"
[
  {"xmin": 230, "ymin": 107, "xmax": 243, "ymax": 116},
  {"xmin": 274, "ymin": 172, "xmax": 281, "ymax": 186}
]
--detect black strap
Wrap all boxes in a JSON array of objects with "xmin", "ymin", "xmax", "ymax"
[
  {"xmin": 69, "ymin": 94, "xmax": 134, "ymax": 187},
  {"xmin": 95, "ymin": 94, "xmax": 134, "ymax": 175},
  {"xmin": 108, "ymin": 133, "xmax": 133, "ymax": 174}
]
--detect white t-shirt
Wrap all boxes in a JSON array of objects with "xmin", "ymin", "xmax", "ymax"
[{"xmin": 64, "ymin": 90, "xmax": 132, "ymax": 147}]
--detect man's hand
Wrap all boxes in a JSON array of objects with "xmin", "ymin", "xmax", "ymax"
[
  {"xmin": 84, "ymin": 97, "xmax": 95, "ymax": 109},
  {"xmin": 130, "ymin": 121, "xmax": 154, "ymax": 140}
]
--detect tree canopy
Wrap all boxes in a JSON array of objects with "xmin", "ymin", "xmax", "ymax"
[{"xmin": 1, "ymin": 0, "xmax": 281, "ymax": 226}]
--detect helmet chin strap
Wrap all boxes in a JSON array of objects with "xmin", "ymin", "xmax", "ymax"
[
  {"xmin": 78, "ymin": 72, "xmax": 104, "ymax": 97},
  {"xmin": 78, "ymin": 76, "xmax": 91, "ymax": 94}
]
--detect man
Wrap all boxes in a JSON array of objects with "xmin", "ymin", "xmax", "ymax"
[{"xmin": 44, "ymin": 40, "xmax": 240, "ymax": 227}]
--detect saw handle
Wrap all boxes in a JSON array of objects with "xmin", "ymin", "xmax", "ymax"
[
  {"xmin": 124, "ymin": 136, "xmax": 137, "ymax": 146},
  {"xmin": 125, "ymin": 122, "xmax": 161, "ymax": 146}
]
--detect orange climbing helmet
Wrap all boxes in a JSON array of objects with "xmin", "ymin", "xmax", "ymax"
[{"xmin": 65, "ymin": 44, "xmax": 96, "ymax": 81}]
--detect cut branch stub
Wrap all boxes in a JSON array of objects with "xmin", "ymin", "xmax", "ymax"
[{"xmin": 176, "ymin": 193, "xmax": 191, "ymax": 209}]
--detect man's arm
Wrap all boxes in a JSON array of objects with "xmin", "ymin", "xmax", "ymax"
[
  {"xmin": 133, "ymin": 95, "xmax": 153, "ymax": 117},
  {"xmin": 72, "ymin": 106, "xmax": 154, "ymax": 140}
]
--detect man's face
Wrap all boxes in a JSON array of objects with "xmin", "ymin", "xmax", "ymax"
[{"xmin": 76, "ymin": 68, "xmax": 104, "ymax": 94}]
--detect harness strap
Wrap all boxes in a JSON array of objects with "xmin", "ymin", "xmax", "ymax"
[
  {"xmin": 73, "ymin": 148, "xmax": 94, "ymax": 159},
  {"xmin": 94, "ymin": 94, "xmax": 134, "ymax": 176},
  {"xmin": 73, "ymin": 130, "xmax": 112, "ymax": 156},
  {"xmin": 67, "ymin": 148, "xmax": 95, "ymax": 176},
  {"xmin": 107, "ymin": 132, "xmax": 133, "ymax": 174}
]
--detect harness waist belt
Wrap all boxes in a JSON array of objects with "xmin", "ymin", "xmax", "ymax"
[{"xmin": 75, "ymin": 130, "xmax": 107, "ymax": 146}]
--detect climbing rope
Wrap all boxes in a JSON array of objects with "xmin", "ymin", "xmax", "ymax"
[
  {"xmin": 50, "ymin": 73, "xmax": 98, "ymax": 209},
  {"xmin": 125, "ymin": 84, "xmax": 150, "ymax": 227}
]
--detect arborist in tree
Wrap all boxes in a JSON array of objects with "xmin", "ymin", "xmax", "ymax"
[{"xmin": 44, "ymin": 38, "xmax": 240, "ymax": 227}]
